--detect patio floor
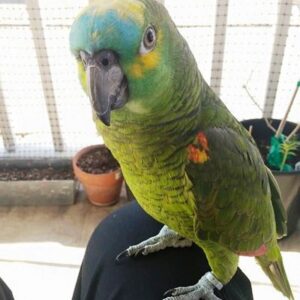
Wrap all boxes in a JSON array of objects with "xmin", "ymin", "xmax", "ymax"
[{"xmin": 0, "ymin": 186, "xmax": 299, "ymax": 300}]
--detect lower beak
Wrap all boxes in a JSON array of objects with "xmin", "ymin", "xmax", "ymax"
[{"xmin": 86, "ymin": 52, "xmax": 128, "ymax": 126}]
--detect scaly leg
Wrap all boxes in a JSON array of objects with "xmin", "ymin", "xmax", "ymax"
[
  {"xmin": 163, "ymin": 271, "xmax": 223, "ymax": 300},
  {"xmin": 116, "ymin": 225, "xmax": 193, "ymax": 261},
  {"xmin": 163, "ymin": 242, "xmax": 239, "ymax": 300}
]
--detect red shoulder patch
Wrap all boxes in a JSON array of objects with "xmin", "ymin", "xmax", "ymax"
[{"xmin": 188, "ymin": 132, "xmax": 210, "ymax": 164}]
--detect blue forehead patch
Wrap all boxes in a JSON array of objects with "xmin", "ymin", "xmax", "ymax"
[{"xmin": 70, "ymin": 10, "xmax": 141, "ymax": 59}]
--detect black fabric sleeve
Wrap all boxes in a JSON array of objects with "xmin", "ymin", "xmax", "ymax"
[
  {"xmin": 0, "ymin": 277, "xmax": 14, "ymax": 300},
  {"xmin": 73, "ymin": 201, "xmax": 253, "ymax": 300}
]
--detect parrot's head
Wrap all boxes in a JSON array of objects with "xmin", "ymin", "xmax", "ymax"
[{"xmin": 70, "ymin": 0, "xmax": 192, "ymax": 126}]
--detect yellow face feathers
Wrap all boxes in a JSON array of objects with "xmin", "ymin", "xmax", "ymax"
[
  {"xmin": 126, "ymin": 101, "xmax": 149, "ymax": 114},
  {"xmin": 129, "ymin": 50, "xmax": 160, "ymax": 78},
  {"xmin": 91, "ymin": 30, "xmax": 101, "ymax": 42},
  {"xmin": 88, "ymin": 0, "xmax": 145, "ymax": 25},
  {"xmin": 77, "ymin": 61, "xmax": 87, "ymax": 93}
]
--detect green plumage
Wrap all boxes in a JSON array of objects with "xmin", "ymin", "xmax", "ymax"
[{"xmin": 70, "ymin": 0, "xmax": 293, "ymax": 298}]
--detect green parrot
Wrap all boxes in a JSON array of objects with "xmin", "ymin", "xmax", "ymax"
[{"xmin": 70, "ymin": 0, "xmax": 294, "ymax": 299}]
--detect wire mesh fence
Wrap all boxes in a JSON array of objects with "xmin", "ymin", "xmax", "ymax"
[{"xmin": 0, "ymin": 0, "xmax": 299, "ymax": 159}]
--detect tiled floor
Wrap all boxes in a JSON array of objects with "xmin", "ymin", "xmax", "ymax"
[
  {"xmin": 0, "ymin": 187, "xmax": 299, "ymax": 300},
  {"xmin": 0, "ymin": 187, "xmax": 128, "ymax": 300}
]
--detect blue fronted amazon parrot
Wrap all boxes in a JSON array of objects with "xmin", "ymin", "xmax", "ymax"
[{"xmin": 70, "ymin": 0, "xmax": 294, "ymax": 299}]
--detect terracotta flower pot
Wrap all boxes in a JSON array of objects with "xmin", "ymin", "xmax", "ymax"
[{"xmin": 73, "ymin": 145, "xmax": 123, "ymax": 206}]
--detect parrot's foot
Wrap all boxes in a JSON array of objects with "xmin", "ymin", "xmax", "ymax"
[
  {"xmin": 116, "ymin": 225, "xmax": 192, "ymax": 262},
  {"xmin": 163, "ymin": 272, "xmax": 223, "ymax": 300}
]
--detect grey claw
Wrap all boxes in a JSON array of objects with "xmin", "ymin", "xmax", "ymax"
[
  {"xmin": 163, "ymin": 288, "xmax": 175, "ymax": 297},
  {"xmin": 115, "ymin": 249, "xmax": 129, "ymax": 263}
]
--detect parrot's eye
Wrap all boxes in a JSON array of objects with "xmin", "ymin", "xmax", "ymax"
[{"xmin": 140, "ymin": 25, "xmax": 156, "ymax": 55}]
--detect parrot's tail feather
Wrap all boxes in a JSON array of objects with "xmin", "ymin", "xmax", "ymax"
[{"xmin": 256, "ymin": 246, "xmax": 294, "ymax": 300}]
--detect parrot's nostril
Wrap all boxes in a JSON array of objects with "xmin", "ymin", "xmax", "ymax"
[{"xmin": 101, "ymin": 58, "xmax": 109, "ymax": 67}]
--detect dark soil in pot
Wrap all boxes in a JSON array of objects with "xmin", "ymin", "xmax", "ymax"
[
  {"xmin": 76, "ymin": 147, "xmax": 119, "ymax": 174},
  {"xmin": 0, "ymin": 166, "xmax": 74, "ymax": 181}
]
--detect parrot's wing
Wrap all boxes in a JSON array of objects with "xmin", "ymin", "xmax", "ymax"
[
  {"xmin": 186, "ymin": 126, "xmax": 276, "ymax": 253},
  {"xmin": 266, "ymin": 167, "xmax": 287, "ymax": 238}
]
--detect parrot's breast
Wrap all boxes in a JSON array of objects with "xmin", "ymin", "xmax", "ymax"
[
  {"xmin": 98, "ymin": 119, "xmax": 198, "ymax": 239},
  {"xmin": 121, "ymin": 145, "xmax": 196, "ymax": 238}
]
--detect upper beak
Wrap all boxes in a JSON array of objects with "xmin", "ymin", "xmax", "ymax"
[{"xmin": 85, "ymin": 50, "xmax": 128, "ymax": 126}]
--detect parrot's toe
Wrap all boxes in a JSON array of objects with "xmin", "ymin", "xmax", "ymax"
[
  {"xmin": 163, "ymin": 272, "xmax": 223, "ymax": 300},
  {"xmin": 115, "ymin": 249, "xmax": 130, "ymax": 263},
  {"xmin": 115, "ymin": 225, "xmax": 192, "ymax": 262}
]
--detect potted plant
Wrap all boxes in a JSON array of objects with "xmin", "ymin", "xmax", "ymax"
[
  {"xmin": 242, "ymin": 81, "xmax": 300, "ymax": 234},
  {"xmin": 72, "ymin": 144, "xmax": 123, "ymax": 206},
  {"xmin": 0, "ymin": 158, "xmax": 75, "ymax": 206}
]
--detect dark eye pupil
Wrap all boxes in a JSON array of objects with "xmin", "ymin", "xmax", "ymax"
[{"xmin": 147, "ymin": 30, "xmax": 154, "ymax": 43}]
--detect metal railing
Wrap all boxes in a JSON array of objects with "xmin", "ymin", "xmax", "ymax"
[{"xmin": 0, "ymin": 0, "xmax": 299, "ymax": 158}]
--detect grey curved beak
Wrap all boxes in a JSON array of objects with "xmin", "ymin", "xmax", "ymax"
[{"xmin": 85, "ymin": 50, "xmax": 128, "ymax": 126}]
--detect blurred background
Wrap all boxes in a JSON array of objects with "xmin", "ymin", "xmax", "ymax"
[{"xmin": 0, "ymin": 0, "xmax": 299, "ymax": 159}]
